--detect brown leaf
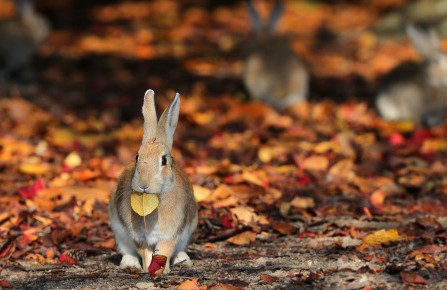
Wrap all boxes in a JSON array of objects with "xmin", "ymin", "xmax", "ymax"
[
  {"xmin": 400, "ymin": 271, "xmax": 428, "ymax": 285},
  {"xmin": 272, "ymin": 222, "xmax": 297, "ymax": 235},
  {"xmin": 260, "ymin": 274, "xmax": 279, "ymax": 284},
  {"xmin": 209, "ymin": 283, "xmax": 245, "ymax": 290},
  {"xmin": 226, "ymin": 231, "xmax": 256, "ymax": 246}
]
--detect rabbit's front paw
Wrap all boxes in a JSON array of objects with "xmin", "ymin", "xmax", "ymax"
[
  {"xmin": 120, "ymin": 254, "xmax": 142, "ymax": 272},
  {"xmin": 173, "ymin": 251, "xmax": 192, "ymax": 267}
]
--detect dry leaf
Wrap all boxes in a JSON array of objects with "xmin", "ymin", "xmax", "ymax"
[
  {"xmin": 400, "ymin": 271, "xmax": 428, "ymax": 285},
  {"xmin": 363, "ymin": 229, "xmax": 403, "ymax": 246},
  {"xmin": 290, "ymin": 197, "xmax": 315, "ymax": 209},
  {"xmin": 193, "ymin": 185, "xmax": 212, "ymax": 202},
  {"xmin": 177, "ymin": 277, "xmax": 206, "ymax": 290},
  {"xmin": 300, "ymin": 155, "xmax": 329, "ymax": 171},
  {"xmin": 227, "ymin": 231, "xmax": 256, "ymax": 245}
]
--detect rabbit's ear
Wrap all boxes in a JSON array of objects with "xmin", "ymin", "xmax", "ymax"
[
  {"xmin": 247, "ymin": 0, "xmax": 263, "ymax": 34},
  {"xmin": 407, "ymin": 25, "xmax": 440, "ymax": 58},
  {"xmin": 157, "ymin": 93, "xmax": 180, "ymax": 150},
  {"xmin": 267, "ymin": 0, "xmax": 284, "ymax": 33},
  {"xmin": 142, "ymin": 90, "xmax": 158, "ymax": 143},
  {"xmin": 15, "ymin": 0, "xmax": 34, "ymax": 16}
]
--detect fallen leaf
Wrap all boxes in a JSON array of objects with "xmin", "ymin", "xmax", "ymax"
[
  {"xmin": 272, "ymin": 222, "xmax": 297, "ymax": 235},
  {"xmin": 209, "ymin": 283, "xmax": 245, "ymax": 290},
  {"xmin": 290, "ymin": 197, "xmax": 315, "ymax": 209},
  {"xmin": 148, "ymin": 255, "xmax": 167, "ymax": 281},
  {"xmin": 300, "ymin": 155, "xmax": 329, "ymax": 171},
  {"xmin": 230, "ymin": 206, "xmax": 268, "ymax": 226},
  {"xmin": 260, "ymin": 274, "xmax": 279, "ymax": 284},
  {"xmin": 363, "ymin": 229, "xmax": 403, "ymax": 246},
  {"xmin": 193, "ymin": 185, "xmax": 212, "ymax": 202},
  {"xmin": 177, "ymin": 277, "xmax": 206, "ymax": 290},
  {"xmin": 64, "ymin": 152, "xmax": 82, "ymax": 169},
  {"xmin": 18, "ymin": 178, "xmax": 45, "ymax": 199},
  {"xmin": 226, "ymin": 231, "xmax": 256, "ymax": 245},
  {"xmin": 370, "ymin": 189, "xmax": 387, "ymax": 209},
  {"xmin": 400, "ymin": 271, "xmax": 428, "ymax": 285},
  {"xmin": 18, "ymin": 162, "xmax": 52, "ymax": 175},
  {"xmin": 0, "ymin": 280, "xmax": 11, "ymax": 288},
  {"xmin": 58, "ymin": 252, "xmax": 79, "ymax": 265}
]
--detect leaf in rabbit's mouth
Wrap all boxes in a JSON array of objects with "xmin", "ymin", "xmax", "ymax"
[{"xmin": 130, "ymin": 192, "xmax": 159, "ymax": 217}]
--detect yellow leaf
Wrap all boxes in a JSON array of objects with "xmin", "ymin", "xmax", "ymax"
[
  {"xmin": 64, "ymin": 152, "xmax": 82, "ymax": 168},
  {"xmin": 258, "ymin": 146, "xmax": 275, "ymax": 163},
  {"xmin": 230, "ymin": 206, "xmax": 259, "ymax": 225},
  {"xmin": 18, "ymin": 162, "xmax": 51, "ymax": 175},
  {"xmin": 363, "ymin": 229, "xmax": 403, "ymax": 246},
  {"xmin": 130, "ymin": 193, "xmax": 159, "ymax": 217},
  {"xmin": 193, "ymin": 185, "xmax": 211, "ymax": 202},
  {"xmin": 226, "ymin": 231, "xmax": 256, "ymax": 246}
]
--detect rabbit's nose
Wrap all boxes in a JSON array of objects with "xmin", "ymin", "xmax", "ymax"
[{"xmin": 422, "ymin": 109, "xmax": 445, "ymax": 127}]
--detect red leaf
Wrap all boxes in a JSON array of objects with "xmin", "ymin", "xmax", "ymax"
[
  {"xmin": 298, "ymin": 175, "xmax": 311, "ymax": 186},
  {"xmin": 389, "ymin": 133, "xmax": 405, "ymax": 147},
  {"xmin": 18, "ymin": 178, "xmax": 45, "ymax": 199},
  {"xmin": 221, "ymin": 214, "xmax": 233, "ymax": 229},
  {"xmin": 0, "ymin": 280, "xmax": 11, "ymax": 288},
  {"xmin": 148, "ymin": 255, "xmax": 167, "ymax": 281},
  {"xmin": 400, "ymin": 271, "xmax": 428, "ymax": 285},
  {"xmin": 410, "ymin": 129, "xmax": 433, "ymax": 146},
  {"xmin": 58, "ymin": 253, "xmax": 79, "ymax": 265},
  {"xmin": 0, "ymin": 240, "xmax": 16, "ymax": 260},
  {"xmin": 298, "ymin": 232, "xmax": 316, "ymax": 238}
]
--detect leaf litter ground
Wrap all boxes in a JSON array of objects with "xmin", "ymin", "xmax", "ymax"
[{"xmin": 1, "ymin": 0, "xmax": 447, "ymax": 289}]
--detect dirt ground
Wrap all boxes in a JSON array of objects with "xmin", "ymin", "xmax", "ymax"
[{"xmin": 4, "ymin": 217, "xmax": 447, "ymax": 289}]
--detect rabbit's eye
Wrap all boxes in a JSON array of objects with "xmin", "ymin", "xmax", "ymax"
[
  {"xmin": 161, "ymin": 154, "xmax": 168, "ymax": 166},
  {"xmin": 135, "ymin": 153, "xmax": 139, "ymax": 162}
]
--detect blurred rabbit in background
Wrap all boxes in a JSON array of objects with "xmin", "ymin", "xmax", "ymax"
[
  {"xmin": 0, "ymin": 0, "xmax": 50, "ymax": 79},
  {"xmin": 243, "ymin": 0, "xmax": 309, "ymax": 110},
  {"xmin": 376, "ymin": 25, "xmax": 447, "ymax": 127}
]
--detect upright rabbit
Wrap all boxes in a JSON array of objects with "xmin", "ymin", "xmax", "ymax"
[
  {"xmin": 108, "ymin": 90, "xmax": 198, "ymax": 274},
  {"xmin": 0, "ymin": 0, "xmax": 50, "ymax": 79},
  {"xmin": 376, "ymin": 25, "xmax": 447, "ymax": 126},
  {"xmin": 243, "ymin": 0, "xmax": 309, "ymax": 110}
]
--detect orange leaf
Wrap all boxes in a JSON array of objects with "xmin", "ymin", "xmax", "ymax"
[
  {"xmin": 177, "ymin": 277, "xmax": 206, "ymax": 290},
  {"xmin": 226, "ymin": 231, "xmax": 256, "ymax": 246},
  {"xmin": 272, "ymin": 222, "xmax": 297, "ymax": 235},
  {"xmin": 58, "ymin": 253, "xmax": 79, "ymax": 265}
]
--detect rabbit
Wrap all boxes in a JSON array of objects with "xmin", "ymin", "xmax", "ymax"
[
  {"xmin": 0, "ymin": 0, "xmax": 50, "ymax": 79},
  {"xmin": 243, "ymin": 0, "xmax": 309, "ymax": 110},
  {"xmin": 108, "ymin": 90, "xmax": 198, "ymax": 274},
  {"xmin": 375, "ymin": 25, "xmax": 447, "ymax": 127}
]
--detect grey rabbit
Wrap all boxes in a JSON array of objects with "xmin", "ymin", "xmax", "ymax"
[
  {"xmin": 0, "ymin": 0, "xmax": 50, "ymax": 79},
  {"xmin": 108, "ymin": 90, "xmax": 198, "ymax": 274},
  {"xmin": 376, "ymin": 25, "xmax": 447, "ymax": 126},
  {"xmin": 243, "ymin": 0, "xmax": 309, "ymax": 110}
]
